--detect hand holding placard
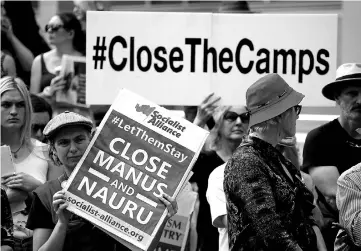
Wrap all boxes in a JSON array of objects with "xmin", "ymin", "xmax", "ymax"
[{"xmin": 63, "ymin": 88, "xmax": 209, "ymax": 250}]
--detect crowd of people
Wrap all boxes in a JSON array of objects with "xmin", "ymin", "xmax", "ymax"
[{"xmin": 1, "ymin": 1, "xmax": 361, "ymax": 251}]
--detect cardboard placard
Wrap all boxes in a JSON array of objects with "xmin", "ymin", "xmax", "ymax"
[
  {"xmin": 64, "ymin": 88, "xmax": 208, "ymax": 250},
  {"xmin": 57, "ymin": 55, "xmax": 87, "ymax": 106},
  {"xmin": 1, "ymin": 145, "xmax": 15, "ymax": 177},
  {"xmin": 86, "ymin": 12, "xmax": 337, "ymax": 107}
]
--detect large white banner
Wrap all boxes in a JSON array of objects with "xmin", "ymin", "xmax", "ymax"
[{"xmin": 86, "ymin": 12, "xmax": 338, "ymax": 106}]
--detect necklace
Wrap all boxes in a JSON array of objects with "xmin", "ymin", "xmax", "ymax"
[{"xmin": 11, "ymin": 144, "xmax": 23, "ymax": 159}]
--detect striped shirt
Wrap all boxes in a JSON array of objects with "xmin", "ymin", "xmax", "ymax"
[{"xmin": 336, "ymin": 162, "xmax": 361, "ymax": 247}]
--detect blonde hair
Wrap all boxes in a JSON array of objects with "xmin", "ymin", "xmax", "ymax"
[
  {"xmin": 0, "ymin": 76, "xmax": 33, "ymax": 147},
  {"xmin": 207, "ymin": 106, "xmax": 232, "ymax": 151}
]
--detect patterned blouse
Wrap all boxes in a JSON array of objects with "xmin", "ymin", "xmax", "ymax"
[{"xmin": 224, "ymin": 136, "xmax": 318, "ymax": 251}]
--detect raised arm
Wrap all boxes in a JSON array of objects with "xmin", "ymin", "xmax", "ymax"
[
  {"xmin": 3, "ymin": 53, "xmax": 17, "ymax": 77},
  {"xmin": 30, "ymin": 55, "xmax": 42, "ymax": 94},
  {"xmin": 193, "ymin": 93, "xmax": 220, "ymax": 128},
  {"xmin": 2, "ymin": 16, "xmax": 34, "ymax": 72}
]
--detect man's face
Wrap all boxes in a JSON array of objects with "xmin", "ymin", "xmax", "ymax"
[
  {"xmin": 32, "ymin": 112, "xmax": 51, "ymax": 142},
  {"xmin": 336, "ymin": 85, "xmax": 361, "ymax": 121}
]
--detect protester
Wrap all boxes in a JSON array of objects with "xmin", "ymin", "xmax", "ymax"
[
  {"xmin": 30, "ymin": 12, "xmax": 85, "ymax": 100},
  {"xmin": 30, "ymin": 94, "xmax": 52, "ymax": 143},
  {"xmin": 190, "ymin": 92, "xmax": 247, "ymax": 251},
  {"xmin": 224, "ymin": 73, "xmax": 326, "ymax": 251},
  {"xmin": 26, "ymin": 111, "xmax": 178, "ymax": 251},
  {"xmin": 1, "ymin": 76, "xmax": 50, "ymax": 250},
  {"xmin": 1, "ymin": 51, "xmax": 16, "ymax": 78},
  {"xmin": 335, "ymin": 161, "xmax": 361, "ymax": 250},
  {"xmin": 302, "ymin": 63, "xmax": 361, "ymax": 250},
  {"xmin": 206, "ymin": 105, "xmax": 249, "ymax": 251}
]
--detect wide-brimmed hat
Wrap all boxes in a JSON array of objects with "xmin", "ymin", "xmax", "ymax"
[
  {"xmin": 246, "ymin": 73, "xmax": 304, "ymax": 127},
  {"xmin": 43, "ymin": 111, "xmax": 93, "ymax": 138},
  {"xmin": 322, "ymin": 63, "xmax": 361, "ymax": 100}
]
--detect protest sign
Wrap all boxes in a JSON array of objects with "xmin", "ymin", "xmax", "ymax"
[
  {"xmin": 1, "ymin": 145, "xmax": 15, "ymax": 177},
  {"xmin": 87, "ymin": 11, "xmax": 337, "ymax": 106},
  {"xmin": 98, "ymin": 181, "xmax": 197, "ymax": 251},
  {"xmin": 63, "ymin": 88, "xmax": 209, "ymax": 250},
  {"xmin": 56, "ymin": 55, "xmax": 86, "ymax": 106},
  {"xmin": 155, "ymin": 182, "xmax": 197, "ymax": 251}
]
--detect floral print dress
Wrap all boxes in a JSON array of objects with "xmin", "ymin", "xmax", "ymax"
[{"xmin": 224, "ymin": 136, "xmax": 318, "ymax": 251}]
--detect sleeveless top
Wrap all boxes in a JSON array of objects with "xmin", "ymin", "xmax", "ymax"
[{"xmin": 40, "ymin": 54, "xmax": 56, "ymax": 92}]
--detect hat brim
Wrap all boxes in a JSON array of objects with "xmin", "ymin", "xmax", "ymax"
[
  {"xmin": 322, "ymin": 78, "xmax": 361, "ymax": 101},
  {"xmin": 44, "ymin": 121, "xmax": 93, "ymax": 139},
  {"xmin": 249, "ymin": 89, "xmax": 304, "ymax": 127}
]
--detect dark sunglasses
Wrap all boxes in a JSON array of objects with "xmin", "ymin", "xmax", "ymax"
[
  {"xmin": 224, "ymin": 111, "xmax": 250, "ymax": 122},
  {"xmin": 45, "ymin": 24, "xmax": 64, "ymax": 33},
  {"xmin": 294, "ymin": 105, "xmax": 302, "ymax": 115}
]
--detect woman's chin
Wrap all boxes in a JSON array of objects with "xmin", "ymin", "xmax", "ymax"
[{"xmin": 230, "ymin": 134, "xmax": 244, "ymax": 141}]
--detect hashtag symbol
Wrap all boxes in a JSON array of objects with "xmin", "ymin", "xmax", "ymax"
[
  {"xmin": 93, "ymin": 36, "xmax": 107, "ymax": 70},
  {"xmin": 112, "ymin": 116, "xmax": 120, "ymax": 125}
]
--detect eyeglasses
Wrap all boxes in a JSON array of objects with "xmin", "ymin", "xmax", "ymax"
[
  {"xmin": 224, "ymin": 111, "xmax": 250, "ymax": 123},
  {"xmin": 45, "ymin": 24, "xmax": 64, "ymax": 33},
  {"xmin": 294, "ymin": 105, "xmax": 302, "ymax": 115}
]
